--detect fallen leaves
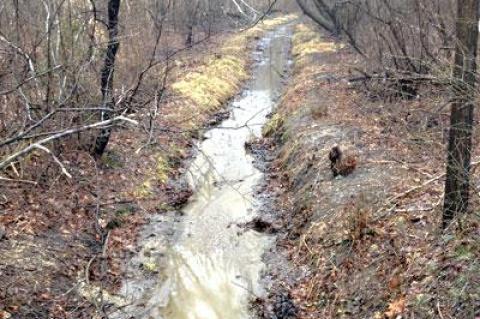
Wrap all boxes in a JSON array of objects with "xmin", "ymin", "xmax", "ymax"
[
  {"xmin": 385, "ymin": 297, "xmax": 406, "ymax": 318},
  {"xmin": 388, "ymin": 275, "xmax": 402, "ymax": 291}
]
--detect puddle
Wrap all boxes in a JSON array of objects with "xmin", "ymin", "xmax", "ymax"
[{"xmin": 112, "ymin": 25, "xmax": 292, "ymax": 319}]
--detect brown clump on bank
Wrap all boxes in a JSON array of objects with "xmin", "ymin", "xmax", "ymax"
[
  {"xmin": 328, "ymin": 145, "xmax": 357, "ymax": 177},
  {"xmin": 259, "ymin": 22, "xmax": 480, "ymax": 319}
]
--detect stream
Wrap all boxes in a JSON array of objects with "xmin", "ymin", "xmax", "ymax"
[{"xmin": 114, "ymin": 24, "xmax": 292, "ymax": 319}]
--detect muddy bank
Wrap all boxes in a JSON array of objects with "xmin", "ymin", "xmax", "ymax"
[{"xmin": 257, "ymin": 23, "xmax": 480, "ymax": 319}]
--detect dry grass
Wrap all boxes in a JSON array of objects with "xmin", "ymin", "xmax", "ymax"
[
  {"xmin": 172, "ymin": 15, "xmax": 297, "ymax": 118},
  {"xmin": 292, "ymin": 24, "xmax": 343, "ymax": 64},
  {"xmin": 263, "ymin": 113, "xmax": 285, "ymax": 137},
  {"xmin": 172, "ymin": 55, "xmax": 248, "ymax": 112}
]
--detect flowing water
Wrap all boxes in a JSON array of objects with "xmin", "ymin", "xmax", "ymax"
[
  {"xmin": 115, "ymin": 25, "xmax": 292, "ymax": 319},
  {"xmin": 162, "ymin": 25, "xmax": 291, "ymax": 319}
]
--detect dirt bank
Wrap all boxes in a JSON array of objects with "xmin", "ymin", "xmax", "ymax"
[{"xmin": 257, "ymin": 22, "xmax": 480, "ymax": 319}]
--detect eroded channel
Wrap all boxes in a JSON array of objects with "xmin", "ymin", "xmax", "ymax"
[{"xmin": 114, "ymin": 25, "xmax": 292, "ymax": 319}]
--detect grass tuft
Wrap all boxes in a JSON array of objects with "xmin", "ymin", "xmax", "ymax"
[
  {"xmin": 172, "ymin": 56, "xmax": 247, "ymax": 112},
  {"xmin": 263, "ymin": 113, "xmax": 285, "ymax": 137},
  {"xmin": 292, "ymin": 24, "xmax": 344, "ymax": 61}
]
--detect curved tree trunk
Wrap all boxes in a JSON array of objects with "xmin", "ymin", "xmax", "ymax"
[
  {"xmin": 312, "ymin": 0, "xmax": 340, "ymax": 36},
  {"xmin": 296, "ymin": 0, "xmax": 335, "ymax": 33}
]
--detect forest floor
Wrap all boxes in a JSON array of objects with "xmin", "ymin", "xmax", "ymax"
[
  {"xmin": 255, "ymin": 22, "xmax": 480, "ymax": 319},
  {"xmin": 0, "ymin": 15, "xmax": 295, "ymax": 319}
]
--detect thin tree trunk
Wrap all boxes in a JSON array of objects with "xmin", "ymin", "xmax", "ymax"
[
  {"xmin": 185, "ymin": 24, "xmax": 193, "ymax": 47},
  {"xmin": 92, "ymin": 0, "xmax": 121, "ymax": 157},
  {"xmin": 296, "ymin": 0, "xmax": 335, "ymax": 33},
  {"xmin": 443, "ymin": 0, "xmax": 479, "ymax": 227}
]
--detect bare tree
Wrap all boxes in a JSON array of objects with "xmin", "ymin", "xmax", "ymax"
[
  {"xmin": 442, "ymin": 0, "xmax": 479, "ymax": 227},
  {"xmin": 296, "ymin": 0, "xmax": 456, "ymax": 78}
]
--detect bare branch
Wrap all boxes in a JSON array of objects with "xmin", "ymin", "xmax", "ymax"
[{"xmin": 0, "ymin": 116, "xmax": 138, "ymax": 171}]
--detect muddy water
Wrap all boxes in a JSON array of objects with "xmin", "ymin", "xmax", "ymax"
[
  {"xmin": 162, "ymin": 26, "xmax": 291, "ymax": 319},
  {"xmin": 115, "ymin": 25, "xmax": 291, "ymax": 319}
]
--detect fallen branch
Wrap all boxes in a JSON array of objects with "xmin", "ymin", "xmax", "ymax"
[
  {"xmin": 387, "ymin": 159, "xmax": 480, "ymax": 203},
  {"xmin": 388, "ymin": 174, "xmax": 444, "ymax": 203},
  {"xmin": 34, "ymin": 144, "xmax": 72, "ymax": 178},
  {"xmin": 0, "ymin": 176, "xmax": 38, "ymax": 185},
  {"xmin": 0, "ymin": 116, "xmax": 137, "ymax": 171}
]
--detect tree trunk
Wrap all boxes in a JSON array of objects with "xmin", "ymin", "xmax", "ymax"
[
  {"xmin": 92, "ymin": 0, "xmax": 121, "ymax": 158},
  {"xmin": 185, "ymin": 24, "xmax": 193, "ymax": 47},
  {"xmin": 313, "ymin": 0, "xmax": 340, "ymax": 36},
  {"xmin": 296, "ymin": 0, "xmax": 335, "ymax": 33},
  {"xmin": 443, "ymin": 0, "xmax": 479, "ymax": 227}
]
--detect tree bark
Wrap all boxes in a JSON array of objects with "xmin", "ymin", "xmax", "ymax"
[
  {"xmin": 443, "ymin": 0, "xmax": 479, "ymax": 227},
  {"xmin": 93, "ymin": 0, "xmax": 121, "ymax": 158}
]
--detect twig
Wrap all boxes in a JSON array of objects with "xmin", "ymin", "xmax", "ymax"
[
  {"xmin": 388, "ymin": 159, "xmax": 480, "ymax": 203},
  {"xmin": 83, "ymin": 199, "xmax": 134, "ymax": 208},
  {"xmin": 34, "ymin": 144, "xmax": 72, "ymax": 178},
  {"xmin": 102, "ymin": 231, "xmax": 111, "ymax": 258},
  {"xmin": 437, "ymin": 301, "xmax": 445, "ymax": 319},
  {"xmin": 0, "ymin": 176, "xmax": 37, "ymax": 185},
  {"xmin": 85, "ymin": 256, "xmax": 96, "ymax": 285},
  {"xmin": 388, "ymin": 173, "xmax": 445, "ymax": 202}
]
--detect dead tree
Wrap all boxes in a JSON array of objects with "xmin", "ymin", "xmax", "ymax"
[
  {"xmin": 442, "ymin": 0, "xmax": 479, "ymax": 227},
  {"xmin": 93, "ymin": 0, "xmax": 121, "ymax": 157}
]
